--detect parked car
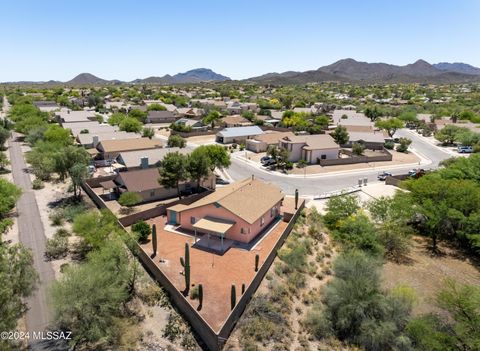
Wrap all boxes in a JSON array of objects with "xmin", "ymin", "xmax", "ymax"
[
  {"xmin": 260, "ymin": 155, "xmax": 272, "ymax": 164},
  {"xmin": 457, "ymin": 145, "xmax": 473, "ymax": 153},
  {"xmin": 215, "ymin": 176, "xmax": 230, "ymax": 185},
  {"xmin": 408, "ymin": 168, "xmax": 426, "ymax": 178},
  {"xmin": 262, "ymin": 158, "xmax": 277, "ymax": 166},
  {"xmin": 377, "ymin": 171, "xmax": 393, "ymax": 181}
]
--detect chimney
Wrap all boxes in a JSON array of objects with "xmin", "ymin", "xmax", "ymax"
[
  {"xmin": 92, "ymin": 135, "xmax": 99, "ymax": 148},
  {"xmin": 140, "ymin": 156, "xmax": 149, "ymax": 169},
  {"xmin": 67, "ymin": 109, "xmax": 70, "ymax": 114}
]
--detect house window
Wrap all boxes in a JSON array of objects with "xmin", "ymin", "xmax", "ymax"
[
  {"xmin": 190, "ymin": 217, "xmax": 196, "ymax": 224},
  {"xmin": 321, "ymin": 154, "xmax": 327, "ymax": 159},
  {"xmin": 150, "ymin": 191, "xmax": 155, "ymax": 197},
  {"xmin": 241, "ymin": 228, "xmax": 246, "ymax": 234},
  {"xmin": 260, "ymin": 216, "xmax": 265, "ymax": 226}
]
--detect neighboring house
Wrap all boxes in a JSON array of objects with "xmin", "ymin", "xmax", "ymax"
[
  {"xmin": 331, "ymin": 109, "xmax": 373, "ymax": 128},
  {"xmin": 226, "ymin": 101, "xmax": 258, "ymax": 115},
  {"xmin": 279, "ymin": 134, "xmax": 340, "ymax": 164},
  {"xmin": 116, "ymin": 147, "xmax": 190, "ymax": 170},
  {"xmin": 76, "ymin": 131, "xmax": 141, "ymax": 148},
  {"xmin": 246, "ymin": 131, "xmax": 295, "ymax": 153},
  {"xmin": 190, "ymin": 99, "xmax": 227, "ymax": 110},
  {"xmin": 113, "ymin": 168, "xmax": 181, "ymax": 203},
  {"xmin": 33, "ymin": 101, "xmax": 59, "ymax": 112},
  {"xmin": 177, "ymin": 107, "xmax": 205, "ymax": 118},
  {"xmin": 113, "ymin": 167, "xmax": 214, "ymax": 203},
  {"xmin": 174, "ymin": 118, "xmax": 207, "ymax": 131},
  {"xmin": 96, "ymin": 138, "xmax": 163, "ymax": 161},
  {"xmin": 220, "ymin": 115, "xmax": 252, "ymax": 127},
  {"xmin": 146, "ymin": 110, "xmax": 178, "ymax": 124},
  {"xmin": 345, "ymin": 131, "xmax": 387, "ymax": 149},
  {"xmin": 166, "ymin": 177, "xmax": 284, "ymax": 244},
  {"xmin": 65, "ymin": 121, "xmax": 119, "ymax": 137},
  {"xmin": 56, "ymin": 109, "xmax": 98, "ymax": 124},
  {"xmin": 215, "ymin": 126, "xmax": 264, "ymax": 144}
]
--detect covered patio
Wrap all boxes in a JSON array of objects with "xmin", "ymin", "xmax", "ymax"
[{"xmin": 192, "ymin": 216, "xmax": 235, "ymax": 254}]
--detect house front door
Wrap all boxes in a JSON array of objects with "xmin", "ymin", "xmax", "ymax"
[{"xmin": 169, "ymin": 211, "xmax": 177, "ymax": 225}]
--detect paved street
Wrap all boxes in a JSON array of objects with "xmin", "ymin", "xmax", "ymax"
[
  {"xmin": 8, "ymin": 133, "xmax": 55, "ymax": 348},
  {"xmin": 226, "ymin": 129, "xmax": 453, "ymax": 197}
]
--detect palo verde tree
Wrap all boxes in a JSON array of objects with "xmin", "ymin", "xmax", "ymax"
[{"xmin": 158, "ymin": 151, "xmax": 189, "ymax": 198}]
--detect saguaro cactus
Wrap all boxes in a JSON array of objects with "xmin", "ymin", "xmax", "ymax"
[
  {"xmin": 184, "ymin": 243, "xmax": 190, "ymax": 292},
  {"xmin": 241, "ymin": 283, "xmax": 246, "ymax": 294},
  {"xmin": 151, "ymin": 224, "xmax": 157, "ymax": 256},
  {"xmin": 295, "ymin": 188, "xmax": 299, "ymax": 210},
  {"xmin": 198, "ymin": 284, "xmax": 203, "ymax": 307},
  {"xmin": 255, "ymin": 254, "xmax": 259, "ymax": 272},
  {"xmin": 231, "ymin": 285, "xmax": 236, "ymax": 310}
]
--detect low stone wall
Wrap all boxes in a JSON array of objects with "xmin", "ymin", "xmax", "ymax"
[
  {"xmin": 319, "ymin": 148, "xmax": 392, "ymax": 166},
  {"xmin": 385, "ymin": 174, "xmax": 409, "ymax": 187},
  {"xmin": 134, "ymin": 200, "xmax": 305, "ymax": 351}
]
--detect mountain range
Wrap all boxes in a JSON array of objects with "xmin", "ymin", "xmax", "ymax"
[
  {"xmin": 3, "ymin": 60, "xmax": 480, "ymax": 85},
  {"xmin": 247, "ymin": 59, "xmax": 480, "ymax": 84}
]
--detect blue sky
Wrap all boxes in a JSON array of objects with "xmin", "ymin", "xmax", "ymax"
[{"xmin": 1, "ymin": 0, "xmax": 479, "ymax": 81}]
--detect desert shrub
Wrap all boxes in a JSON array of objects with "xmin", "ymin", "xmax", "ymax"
[
  {"xmin": 132, "ymin": 220, "xmax": 151, "ymax": 242},
  {"xmin": 62, "ymin": 202, "xmax": 89, "ymax": 222},
  {"xmin": 305, "ymin": 251, "xmax": 414, "ymax": 350},
  {"xmin": 396, "ymin": 137, "xmax": 412, "ymax": 153},
  {"xmin": 352, "ymin": 142, "xmax": 365, "ymax": 156},
  {"xmin": 45, "ymin": 236, "xmax": 69, "ymax": 260},
  {"xmin": 55, "ymin": 228, "xmax": 70, "ymax": 238},
  {"xmin": 32, "ymin": 178, "xmax": 44, "ymax": 189},
  {"xmin": 384, "ymin": 141, "xmax": 395, "ymax": 149},
  {"xmin": 189, "ymin": 285, "xmax": 200, "ymax": 300},
  {"xmin": 49, "ymin": 211, "xmax": 64, "ymax": 226},
  {"xmin": 118, "ymin": 192, "xmax": 142, "ymax": 207}
]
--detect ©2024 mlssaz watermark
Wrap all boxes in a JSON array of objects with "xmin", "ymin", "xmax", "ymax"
[{"xmin": 1, "ymin": 331, "xmax": 72, "ymax": 341}]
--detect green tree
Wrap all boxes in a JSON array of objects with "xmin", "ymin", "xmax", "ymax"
[
  {"xmin": 72, "ymin": 210, "xmax": 120, "ymax": 252},
  {"xmin": 118, "ymin": 191, "xmax": 142, "ymax": 207},
  {"xmin": 69, "ymin": 163, "xmax": 88, "ymax": 200},
  {"xmin": 199, "ymin": 144, "xmax": 231, "ymax": 172},
  {"xmin": 147, "ymin": 103, "xmax": 166, "ymax": 111},
  {"xmin": 108, "ymin": 112, "xmax": 127, "ymax": 126},
  {"xmin": 0, "ymin": 126, "xmax": 10, "ymax": 147},
  {"xmin": 187, "ymin": 148, "xmax": 211, "ymax": 191},
  {"xmin": 159, "ymin": 152, "xmax": 189, "ymax": 198},
  {"xmin": 375, "ymin": 118, "xmax": 405, "ymax": 138},
  {"xmin": 202, "ymin": 111, "xmax": 221, "ymax": 128},
  {"xmin": 0, "ymin": 243, "xmax": 38, "ymax": 349},
  {"xmin": 407, "ymin": 280, "xmax": 480, "ymax": 351},
  {"xmin": 167, "ymin": 134, "xmax": 186, "ymax": 148},
  {"xmin": 434, "ymin": 125, "xmax": 469, "ymax": 145},
  {"xmin": 364, "ymin": 105, "xmax": 383, "ymax": 121},
  {"xmin": 50, "ymin": 239, "xmax": 134, "ymax": 349},
  {"xmin": 331, "ymin": 125, "xmax": 349, "ymax": 145},
  {"xmin": 128, "ymin": 109, "xmax": 147, "ymax": 123},
  {"xmin": 43, "ymin": 124, "xmax": 72, "ymax": 145},
  {"xmin": 119, "ymin": 117, "xmax": 143, "ymax": 133},
  {"xmin": 323, "ymin": 194, "xmax": 360, "ymax": 230}
]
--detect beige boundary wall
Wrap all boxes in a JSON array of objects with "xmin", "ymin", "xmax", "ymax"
[
  {"xmin": 83, "ymin": 175, "xmax": 306, "ymax": 350},
  {"xmin": 136, "ymin": 200, "xmax": 306, "ymax": 350}
]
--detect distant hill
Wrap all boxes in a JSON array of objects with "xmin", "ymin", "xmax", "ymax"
[
  {"xmin": 433, "ymin": 62, "xmax": 480, "ymax": 75},
  {"xmin": 246, "ymin": 59, "xmax": 480, "ymax": 84},
  {"xmin": 66, "ymin": 73, "xmax": 109, "ymax": 85},
  {"xmin": 132, "ymin": 68, "xmax": 231, "ymax": 84}
]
